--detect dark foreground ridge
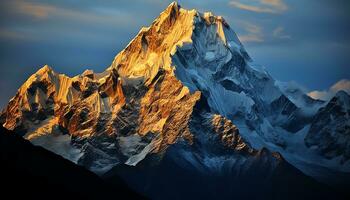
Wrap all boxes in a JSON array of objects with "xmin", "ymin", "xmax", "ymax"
[
  {"xmin": 104, "ymin": 144, "xmax": 349, "ymax": 200},
  {"xmin": 0, "ymin": 126, "xmax": 145, "ymax": 200}
]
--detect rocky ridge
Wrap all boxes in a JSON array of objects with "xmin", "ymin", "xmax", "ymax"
[{"xmin": 1, "ymin": 2, "xmax": 349, "ymax": 185}]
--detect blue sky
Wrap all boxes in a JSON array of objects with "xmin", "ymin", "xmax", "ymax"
[{"xmin": 0, "ymin": 0, "xmax": 349, "ymax": 107}]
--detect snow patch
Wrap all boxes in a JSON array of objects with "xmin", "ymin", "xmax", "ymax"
[{"xmin": 30, "ymin": 133, "xmax": 83, "ymax": 163}]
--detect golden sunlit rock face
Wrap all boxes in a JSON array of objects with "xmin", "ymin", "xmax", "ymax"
[
  {"xmin": 138, "ymin": 71, "xmax": 201, "ymax": 151},
  {"xmin": 0, "ymin": 2, "xmax": 281, "ymax": 170},
  {"xmin": 211, "ymin": 114, "xmax": 251, "ymax": 151},
  {"xmin": 1, "ymin": 3, "xmax": 348, "ymax": 199},
  {"xmin": 1, "ymin": 65, "xmax": 200, "ymax": 152},
  {"xmin": 108, "ymin": 2, "xmax": 196, "ymax": 86},
  {"xmin": 1, "ymin": 2, "xmax": 232, "ymax": 161}
]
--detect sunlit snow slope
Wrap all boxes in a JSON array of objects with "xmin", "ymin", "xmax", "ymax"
[{"xmin": 1, "ymin": 2, "xmax": 349, "ymax": 187}]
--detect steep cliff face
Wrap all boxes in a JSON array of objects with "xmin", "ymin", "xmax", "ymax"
[
  {"xmin": 305, "ymin": 91, "xmax": 350, "ymax": 161},
  {"xmin": 1, "ymin": 2, "xmax": 255, "ymax": 172},
  {"xmin": 108, "ymin": 2, "xmax": 195, "ymax": 84},
  {"xmin": 0, "ymin": 3, "xmax": 205, "ymax": 173},
  {"xmin": 1, "ymin": 2, "xmax": 349, "ymax": 187}
]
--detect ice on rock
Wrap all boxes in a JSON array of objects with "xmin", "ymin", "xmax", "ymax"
[
  {"xmin": 276, "ymin": 80, "xmax": 325, "ymax": 114},
  {"xmin": 125, "ymin": 139, "xmax": 157, "ymax": 166},
  {"xmin": 25, "ymin": 118, "xmax": 83, "ymax": 163},
  {"xmin": 335, "ymin": 90, "xmax": 350, "ymax": 110},
  {"xmin": 1, "ymin": 2, "xmax": 349, "ymax": 183}
]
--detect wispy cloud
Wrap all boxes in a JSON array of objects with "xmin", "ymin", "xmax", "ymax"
[
  {"xmin": 0, "ymin": 0, "xmax": 138, "ymax": 41},
  {"xmin": 8, "ymin": 0, "xmax": 135, "ymax": 24},
  {"xmin": 273, "ymin": 26, "xmax": 291, "ymax": 39},
  {"xmin": 0, "ymin": 28, "xmax": 27, "ymax": 40},
  {"xmin": 229, "ymin": 0, "xmax": 288, "ymax": 14},
  {"xmin": 12, "ymin": 0, "xmax": 56, "ymax": 19},
  {"xmin": 237, "ymin": 21, "xmax": 264, "ymax": 43},
  {"xmin": 308, "ymin": 79, "xmax": 350, "ymax": 100}
]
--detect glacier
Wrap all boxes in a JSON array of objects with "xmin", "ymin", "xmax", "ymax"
[{"xmin": 1, "ymin": 2, "xmax": 349, "ymax": 189}]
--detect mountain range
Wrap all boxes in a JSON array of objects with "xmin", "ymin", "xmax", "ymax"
[{"xmin": 1, "ymin": 2, "xmax": 349, "ymax": 199}]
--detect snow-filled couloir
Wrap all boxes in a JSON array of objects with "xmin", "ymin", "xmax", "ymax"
[{"xmin": 1, "ymin": 2, "xmax": 349, "ymax": 186}]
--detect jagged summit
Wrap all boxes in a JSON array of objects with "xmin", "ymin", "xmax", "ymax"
[
  {"xmin": 164, "ymin": 1, "xmax": 180, "ymax": 15},
  {"xmin": 108, "ymin": 2, "xmax": 247, "ymax": 87},
  {"xmin": 168, "ymin": 1, "xmax": 179, "ymax": 7},
  {"xmin": 334, "ymin": 90, "xmax": 350, "ymax": 109},
  {"xmin": 0, "ymin": 2, "xmax": 269, "ymax": 173},
  {"xmin": 335, "ymin": 90, "xmax": 350, "ymax": 99},
  {"xmin": 305, "ymin": 89, "xmax": 350, "ymax": 165},
  {"xmin": 1, "ymin": 2, "xmax": 349, "ymax": 193},
  {"xmin": 108, "ymin": 2, "xmax": 193, "ymax": 84},
  {"xmin": 37, "ymin": 64, "xmax": 52, "ymax": 73}
]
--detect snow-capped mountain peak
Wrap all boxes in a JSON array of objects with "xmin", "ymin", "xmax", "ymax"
[
  {"xmin": 334, "ymin": 90, "xmax": 350, "ymax": 110},
  {"xmin": 1, "ymin": 2, "xmax": 349, "ymax": 188}
]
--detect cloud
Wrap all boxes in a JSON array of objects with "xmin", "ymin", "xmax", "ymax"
[
  {"xmin": 0, "ymin": 28, "xmax": 28, "ymax": 40},
  {"xmin": 12, "ymin": 0, "xmax": 56, "ymax": 19},
  {"xmin": 0, "ymin": 0, "xmax": 139, "ymax": 41},
  {"xmin": 237, "ymin": 21, "xmax": 264, "ymax": 43},
  {"xmin": 308, "ymin": 90, "xmax": 330, "ymax": 101},
  {"xmin": 308, "ymin": 79, "xmax": 350, "ymax": 101},
  {"xmin": 7, "ymin": 0, "xmax": 135, "ymax": 25},
  {"xmin": 273, "ymin": 26, "xmax": 291, "ymax": 39},
  {"xmin": 331, "ymin": 79, "xmax": 350, "ymax": 92},
  {"xmin": 239, "ymin": 35, "xmax": 264, "ymax": 43},
  {"xmin": 229, "ymin": 0, "xmax": 288, "ymax": 14}
]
